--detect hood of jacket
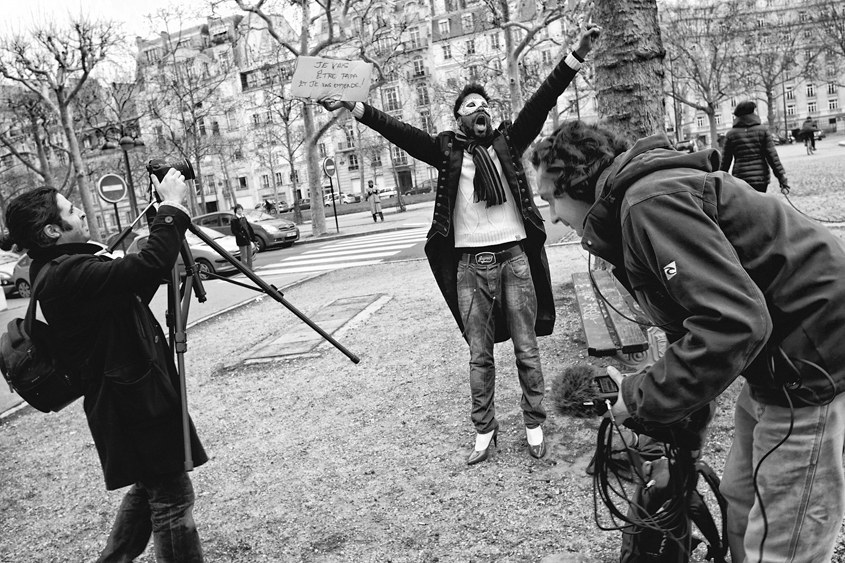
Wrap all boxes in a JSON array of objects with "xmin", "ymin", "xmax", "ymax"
[
  {"xmin": 732, "ymin": 113, "xmax": 761, "ymax": 128},
  {"xmin": 581, "ymin": 132, "xmax": 721, "ymax": 266}
]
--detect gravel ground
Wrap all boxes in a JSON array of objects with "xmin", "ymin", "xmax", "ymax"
[{"xmin": 1, "ymin": 139, "xmax": 844, "ymax": 563}]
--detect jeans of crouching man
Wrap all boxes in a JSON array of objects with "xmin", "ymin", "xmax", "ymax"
[
  {"xmin": 456, "ymin": 251, "xmax": 546, "ymax": 435},
  {"xmin": 98, "ymin": 470, "xmax": 203, "ymax": 563}
]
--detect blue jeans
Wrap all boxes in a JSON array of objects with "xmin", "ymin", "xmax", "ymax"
[
  {"xmin": 456, "ymin": 252, "xmax": 545, "ymax": 433},
  {"xmin": 97, "ymin": 471, "xmax": 203, "ymax": 563},
  {"xmin": 238, "ymin": 244, "xmax": 253, "ymax": 270},
  {"xmin": 720, "ymin": 383, "xmax": 845, "ymax": 563}
]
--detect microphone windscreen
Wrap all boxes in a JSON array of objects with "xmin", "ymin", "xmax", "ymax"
[{"xmin": 551, "ymin": 364, "xmax": 603, "ymax": 418}]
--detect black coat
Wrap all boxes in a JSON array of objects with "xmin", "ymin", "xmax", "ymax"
[
  {"xmin": 719, "ymin": 113, "xmax": 787, "ymax": 191},
  {"xmin": 231, "ymin": 215, "xmax": 255, "ymax": 247},
  {"xmin": 355, "ymin": 57, "xmax": 581, "ymax": 342},
  {"xmin": 29, "ymin": 206, "xmax": 207, "ymax": 490}
]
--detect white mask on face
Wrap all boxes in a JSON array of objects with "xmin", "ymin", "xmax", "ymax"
[{"xmin": 457, "ymin": 94, "xmax": 490, "ymax": 117}]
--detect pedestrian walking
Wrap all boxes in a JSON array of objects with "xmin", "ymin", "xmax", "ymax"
[
  {"xmin": 719, "ymin": 100, "xmax": 788, "ymax": 192},
  {"xmin": 531, "ymin": 120, "xmax": 845, "ymax": 563},
  {"xmin": 320, "ymin": 23, "xmax": 601, "ymax": 465},
  {"xmin": 366, "ymin": 181, "xmax": 384, "ymax": 222},
  {"xmin": 231, "ymin": 204, "xmax": 255, "ymax": 269},
  {"xmin": 1, "ymin": 170, "xmax": 208, "ymax": 562}
]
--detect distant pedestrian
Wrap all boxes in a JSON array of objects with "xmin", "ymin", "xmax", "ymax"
[
  {"xmin": 719, "ymin": 101, "xmax": 788, "ymax": 193},
  {"xmin": 366, "ymin": 181, "xmax": 384, "ymax": 222},
  {"xmin": 231, "ymin": 204, "xmax": 255, "ymax": 269},
  {"xmin": 799, "ymin": 117, "xmax": 819, "ymax": 151}
]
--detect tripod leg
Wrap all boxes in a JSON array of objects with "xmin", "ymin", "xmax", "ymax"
[{"xmin": 169, "ymin": 263, "xmax": 194, "ymax": 471}]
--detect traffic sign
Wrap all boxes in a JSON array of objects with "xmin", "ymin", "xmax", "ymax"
[
  {"xmin": 322, "ymin": 157, "xmax": 336, "ymax": 177},
  {"xmin": 97, "ymin": 174, "xmax": 128, "ymax": 204}
]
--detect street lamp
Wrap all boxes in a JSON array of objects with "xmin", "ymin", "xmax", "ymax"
[{"xmin": 101, "ymin": 133, "xmax": 145, "ymax": 221}]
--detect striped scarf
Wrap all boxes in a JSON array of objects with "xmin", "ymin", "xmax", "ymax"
[{"xmin": 455, "ymin": 131, "xmax": 507, "ymax": 208}]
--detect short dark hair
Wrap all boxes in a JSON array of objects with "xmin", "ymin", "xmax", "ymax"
[
  {"xmin": 530, "ymin": 121, "xmax": 631, "ymax": 204},
  {"xmin": 4, "ymin": 187, "xmax": 65, "ymax": 250},
  {"xmin": 234, "ymin": 204, "xmax": 243, "ymax": 212},
  {"xmin": 453, "ymin": 83, "xmax": 490, "ymax": 119}
]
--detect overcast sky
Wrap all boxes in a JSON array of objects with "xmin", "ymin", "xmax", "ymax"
[{"xmin": 3, "ymin": 0, "xmax": 209, "ymax": 41}]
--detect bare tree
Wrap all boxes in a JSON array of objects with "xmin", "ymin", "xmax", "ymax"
[
  {"xmin": 818, "ymin": 0, "xmax": 845, "ymax": 84},
  {"xmin": 658, "ymin": 0, "xmax": 750, "ymax": 145},
  {"xmin": 0, "ymin": 17, "xmax": 122, "ymax": 242},
  {"xmin": 231, "ymin": 0, "xmax": 358, "ymax": 238}
]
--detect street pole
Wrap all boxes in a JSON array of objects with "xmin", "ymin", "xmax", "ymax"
[
  {"xmin": 781, "ymin": 79, "xmax": 789, "ymax": 140},
  {"xmin": 328, "ymin": 175, "xmax": 339, "ymax": 233},
  {"xmin": 121, "ymin": 148, "xmax": 139, "ymax": 221}
]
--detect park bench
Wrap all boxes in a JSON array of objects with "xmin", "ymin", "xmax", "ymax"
[{"xmin": 571, "ymin": 270, "xmax": 649, "ymax": 358}]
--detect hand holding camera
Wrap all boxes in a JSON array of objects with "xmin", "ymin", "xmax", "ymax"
[{"xmin": 151, "ymin": 168, "xmax": 188, "ymax": 205}]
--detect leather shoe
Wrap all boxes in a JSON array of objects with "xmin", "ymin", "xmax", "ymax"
[
  {"xmin": 467, "ymin": 428, "xmax": 498, "ymax": 466},
  {"xmin": 528, "ymin": 440, "xmax": 546, "ymax": 459}
]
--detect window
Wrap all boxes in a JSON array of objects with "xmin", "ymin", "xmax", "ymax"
[
  {"xmin": 445, "ymin": 0, "xmax": 456, "ymax": 10},
  {"xmin": 144, "ymin": 49, "xmax": 160, "ymax": 64},
  {"xmin": 319, "ymin": 143, "xmax": 326, "ymax": 157},
  {"xmin": 442, "ymin": 44, "xmax": 452, "ymax": 60},
  {"xmin": 417, "ymin": 85, "xmax": 430, "ymax": 106},
  {"xmin": 541, "ymin": 51, "xmax": 552, "ymax": 65},
  {"xmin": 371, "ymin": 153, "xmax": 382, "ymax": 167},
  {"xmin": 787, "ymin": 105, "xmax": 795, "ymax": 116},
  {"xmin": 469, "ymin": 65, "xmax": 479, "ymax": 80},
  {"xmin": 275, "ymin": 172, "xmax": 284, "ymax": 185},
  {"xmin": 421, "ymin": 110, "xmax": 434, "ymax": 134},
  {"xmin": 198, "ymin": 117, "xmax": 206, "ymax": 136},
  {"xmin": 261, "ymin": 174, "xmax": 270, "ymax": 189},
  {"xmin": 466, "ymin": 39, "xmax": 475, "ymax": 55},
  {"xmin": 830, "ymin": 99, "xmax": 838, "ymax": 111},
  {"xmin": 696, "ymin": 116, "xmax": 704, "ymax": 128},
  {"xmin": 348, "ymin": 154, "xmax": 359, "ymax": 171},
  {"xmin": 413, "ymin": 56, "xmax": 425, "ymax": 76},
  {"xmin": 391, "ymin": 146, "xmax": 408, "ymax": 166},
  {"xmin": 807, "ymin": 84, "xmax": 815, "ymax": 97},
  {"xmin": 384, "ymin": 87, "xmax": 400, "ymax": 112},
  {"xmin": 252, "ymin": 114, "xmax": 261, "ymax": 128},
  {"xmin": 829, "ymin": 83, "xmax": 838, "ymax": 95},
  {"xmin": 409, "ymin": 27, "xmax": 420, "ymax": 49},
  {"xmin": 290, "ymin": 170, "xmax": 300, "ymax": 183},
  {"xmin": 203, "ymin": 175, "xmax": 216, "ymax": 193},
  {"xmin": 237, "ymin": 177, "xmax": 248, "ymax": 190},
  {"xmin": 808, "ymin": 101, "xmax": 817, "ymax": 113},
  {"xmin": 715, "ymin": 114, "xmax": 722, "ymax": 125},
  {"xmin": 461, "ymin": 13, "xmax": 474, "ymax": 32},
  {"xmin": 786, "ymin": 86, "xmax": 794, "ymax": 101},
  {"xmin": 492, "ymin": 59, "xmax": 502, "ymax": 73},
  {"xmin": 439, "ymin": 20, "xmax": 450, "ymax": 36},
  {"xmin": 211, "ymin": 120, "xmax": 220, "ymax": 135},
  {"xmin": 234, "ymin": 148, "xmax": 244, "ymax": 160},
  {"xmin": 490, "ymin": 33, "xmax": 500, "ymax": 50}
]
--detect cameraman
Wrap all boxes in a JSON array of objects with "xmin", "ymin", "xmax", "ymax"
[
  {"xmin": 3, "ymin": 169, "xmax": 207, "ymax": 562},
  {"xmin": 531, "ymin": 121, "xmax": 845, "ymax": 563}
]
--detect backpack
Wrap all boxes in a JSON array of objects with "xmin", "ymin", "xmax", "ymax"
[{"xmin": 0, "ymin": 256, "xmax": 82, "ymax": 413}]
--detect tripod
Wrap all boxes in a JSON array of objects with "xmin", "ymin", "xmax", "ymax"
[{"xmin": 107, "ymin": 200, "xmax": 361, "ymax": 470}]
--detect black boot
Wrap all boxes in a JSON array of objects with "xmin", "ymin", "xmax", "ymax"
[
  {"xmin": 372, "ymin": 214, "xmax": 378, "ymax": 222},
  {"xmin": 379, "ymin": 212, "xmax": 384, "ymax": 222}
]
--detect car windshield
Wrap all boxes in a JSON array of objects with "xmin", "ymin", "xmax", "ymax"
[
  {"xmin": 0, "ymin": 251, "xmax": 20, "ymax": 266},
  {"xmin": 244, "ymin": 210, "xmax": 275, "ymax": 222}
]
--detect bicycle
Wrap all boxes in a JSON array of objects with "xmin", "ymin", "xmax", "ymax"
[{"xmin": 805, "ymin": 136, "xmax": 815, "ymax": 155}]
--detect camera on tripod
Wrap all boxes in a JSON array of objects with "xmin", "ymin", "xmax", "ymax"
[{"xmin": 146, "ymin": 158, "xmax": 196, "ymax": 182}]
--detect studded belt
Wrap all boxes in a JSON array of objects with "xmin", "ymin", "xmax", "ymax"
[{"xmin": 461, "ymin": 242, "xmax": 524, "ymax": 266}]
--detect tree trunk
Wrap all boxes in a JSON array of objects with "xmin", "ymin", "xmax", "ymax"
[
  {"xmin": 27, "ymin": 111, "xmax": 55, "ymax": 188},
  {"xmin": 593, "ymin": 0, "xmax": 665, "ymax": 138},
  {"xmin": 58, "ymin": 100, "xmax": 101, "ymax": 243},
  {"xmin": 303, "ymin": 103, "xmax": 326, "ymax": 237}
]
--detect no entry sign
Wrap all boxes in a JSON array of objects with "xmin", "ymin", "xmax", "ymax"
[
  {"xmin": 97, "ymin": 174, "xmax": 127, "ymax": 204},
  {"xmin": 322, "ymin": 157, "xmax": 336, "ymax": 176}
]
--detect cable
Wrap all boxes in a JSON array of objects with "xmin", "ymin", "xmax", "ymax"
[{"xmin": 779, "ymin": 184, "xmax": 845, "ymax": 224}]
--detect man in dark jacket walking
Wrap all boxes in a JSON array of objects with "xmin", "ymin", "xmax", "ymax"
[
  {"xmin": 719, "ymin": 100, "xmax": 788, "ymax": 192},
  {"xmin": 320, "ymin": 24, "xmax": 601, "ymax": 465},
  {"xmin": 231, "ymin": 203, "xmax": 256, "ymax": 269},
  {"xmin": 3, "ymin": 169, "xmax": 207, "ymax": 562},
  {"xmin": 531, "ymin": 120, "xmax": 845, "ymax": 563}
]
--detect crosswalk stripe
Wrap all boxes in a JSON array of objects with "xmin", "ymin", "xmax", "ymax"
[
  {"xmin": 263, "ymin": 251, "xmax": 402, "ymax": 266},
  {"xmin": 255, "ymin": 261, "xmax": 383, "ymax": 276},
  {"xmin": 302, "ymin": 244, "xmax": 416, "ymax": 256},
  {"xmin": 329, "ymin": 234, "xmax": 427, "ymax": 249}
]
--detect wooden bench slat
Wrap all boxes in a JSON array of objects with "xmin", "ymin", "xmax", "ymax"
[
  {"xmin": 572, "ymin": 272, "xmax": 618, "ymax": 357},
  {"xmin": 590, "ymin": 271, "xmax": 649, "ymax": 354}
]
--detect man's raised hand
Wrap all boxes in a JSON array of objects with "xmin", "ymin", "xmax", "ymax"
[
  {"xmin": 575, "ymin": 23, "xmax": 602, "ymax": 59},
  {"xmin": 317, "ymin": 98, "xmax": 354, "ymax": 112}
]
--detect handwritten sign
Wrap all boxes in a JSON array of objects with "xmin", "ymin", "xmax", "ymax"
[{"xmin": 290, "ymin": 57, "xmax": 373, "ymax": 102}]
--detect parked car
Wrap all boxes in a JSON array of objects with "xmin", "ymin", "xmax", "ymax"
[
  {"xmin": 12, "ymin": 254, "xmax": 32, "ymax": 298},
  {"xmin": 379, "ymin": 188, "xmax": 398, "ymax": 199},
  {"xmin": 126, "ymin": 225, "xmax": 246, "ymax": 280},
  {"xmin": 0, "ymin": 250, "xmax": 20, "ymax": 297},
  {"xmin": 407, "ymin": 179, "xmax": 435, "ymax": 195},
  {"xmin": 774, "ymin": 133, "xmax": 794, "ymax": 145},
  {"xmin": 193, "ymin": 210, "xmax": 300, "ymax": 252},
  {"xmin": 297, "ymin": 198, "xmax": 311, "ymax": 210},
  {"xmin": 324, "ymin": 193, "xmax": 358, "ymax": 206},
  {"xmin": 674, "ymin": 139, "xmax": 697, "ymax": 153},
  {"xmin": 255, "ymin": 199, "xmax": 290, "ymax": 215}
]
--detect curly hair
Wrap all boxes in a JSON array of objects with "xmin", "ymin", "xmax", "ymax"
[
  {"xmin": 530, "ymin": 121, "xmax": 631, "ymax": 203},
  {"xmin": 453, "ymin": 83, "xmax": 490, "ymax": 119},
  {"xmin": 4, "ymin": 187, "xmax": 65, "ymax": 250}
]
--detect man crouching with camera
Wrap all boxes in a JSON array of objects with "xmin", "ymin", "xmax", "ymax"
[{"xmin": 3, "ymin": 169, "xmax": 207, "ymax": 562}]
